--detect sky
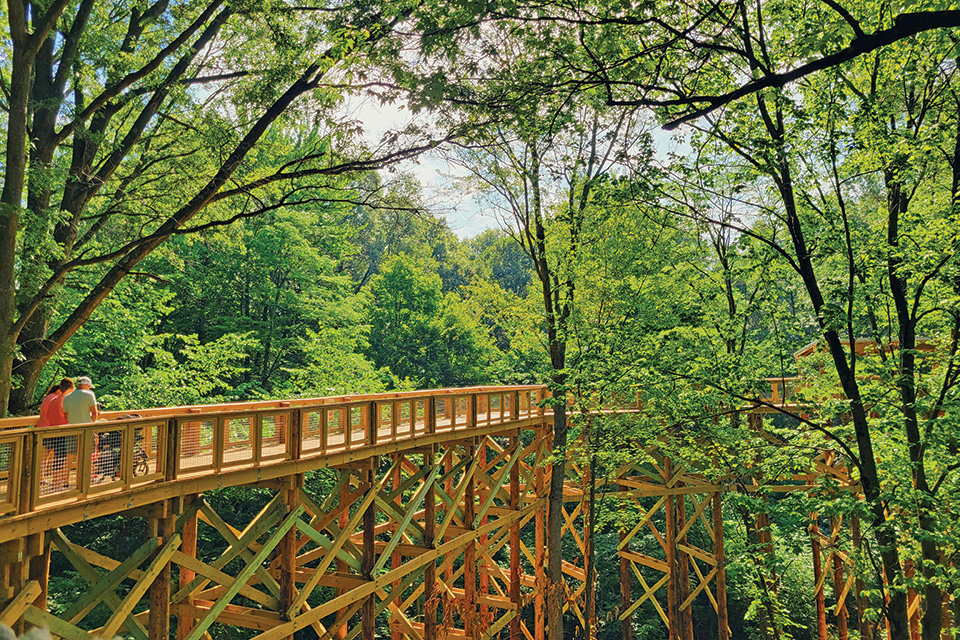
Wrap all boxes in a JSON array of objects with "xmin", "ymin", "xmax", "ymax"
[
  {"xmin": 348, "ymin": 93, "xmax": 686, "ymax": 239},
  {"xmin": 346, "ymin": 96, "xmax": 495, "ymax": 239}
]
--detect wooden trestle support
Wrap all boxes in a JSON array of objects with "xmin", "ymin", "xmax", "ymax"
[{"xmin": 0, "ymin": 386, "xmax": 889, "ymax": 639}]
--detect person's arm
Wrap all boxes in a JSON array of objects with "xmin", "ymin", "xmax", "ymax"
[{"xmin": 90, "ymin": 395, "xmax": 100, "ymax": 422}]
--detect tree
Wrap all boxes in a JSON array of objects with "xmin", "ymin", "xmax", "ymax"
[
  {"xmin": 366, "ymin": 254, "xmax": 496, "ymax": 387},
  {"xmin": 447, "ymin": 91, "xmax": 650, "ymax": 637},
  {"xmin": 0, "ymin": 0, "xmax": 456, "ymax": 416},
  {"xmin": 645, "ymin": 20, "xmax": 960, "ymax": 640}
]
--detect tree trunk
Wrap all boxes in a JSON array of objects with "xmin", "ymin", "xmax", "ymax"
[
  {"xmin": 547, "ymin": 401, "xmax": 568, "ymax": 640},
  {"xmin": 0, "ymin": 40, "xmax": 37, "ymax": 417}
]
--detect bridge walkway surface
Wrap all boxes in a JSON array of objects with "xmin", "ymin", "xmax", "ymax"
[{"xmin": 0, "ymin": 384, "xmax": 858, "ymax": 640}]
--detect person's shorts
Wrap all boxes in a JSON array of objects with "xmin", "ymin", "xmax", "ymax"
[{"xmin": 43, "ymin": 435, "xmax": 78, "ymax": 456}]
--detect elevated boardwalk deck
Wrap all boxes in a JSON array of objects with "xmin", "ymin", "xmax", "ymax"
[
  {"xmin": 0, "ymin": 382, "xmax": 854, "ymax": 640},
  {"xmin": 0, "ymin": 386, "xmax": 548, "ymax": 543}
]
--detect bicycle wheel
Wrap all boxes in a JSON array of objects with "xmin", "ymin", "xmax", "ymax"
[{"xmin": 133, "ymin": 453, "xmax": 149, "ymax": 477}]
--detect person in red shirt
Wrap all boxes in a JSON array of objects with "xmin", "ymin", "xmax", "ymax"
[
  {"xmin": 37, "ymin": 378, "xmax": 71, "ymax": 427},
  {"xmin": 38, "ymin": 378, "xmax": 73, "ymax": 489}
]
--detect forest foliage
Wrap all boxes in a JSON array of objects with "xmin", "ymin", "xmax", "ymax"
[{"xmin": 5, "ymin": 0, "xmax": 960, "ymax": 639}]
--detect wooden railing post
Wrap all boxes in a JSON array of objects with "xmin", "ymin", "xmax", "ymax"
[
  {"xmin": 18, "ymin": 432, "xmax": 36, "ymax": 515},
  {"xmin": 165, "ymin": 419, "xmax": 179, "ymax": 481},
  {"xmin": 427, "ymin": 397, "xmax": 436, "ymax": 435},
  {"xmin": 290, "ymin": 409, "xmax": 302, "ymax": 461}
]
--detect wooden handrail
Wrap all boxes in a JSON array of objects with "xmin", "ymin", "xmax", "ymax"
[
  {"xmin": 0, "ymin": 385, "xmax": 551, "ymax": 534},
  {"xmin": 0, "ymin": 384, "xmax": 547, "ymax": 430}
]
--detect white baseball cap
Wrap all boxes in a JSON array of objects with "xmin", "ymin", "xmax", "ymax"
[{"xmin": 77, "ymin": 376, "xmax": 95, "ymax": 388}]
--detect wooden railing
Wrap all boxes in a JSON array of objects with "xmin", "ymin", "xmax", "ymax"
[
  {"xmin": 758, "ymin": 377, "xmax": 798, "ymax": 404},
  {"xmin": 0, "ymin": 385, "xmax": 548, "ymax": 527},
  {"xmin": 0, "ymin": 377, "xmax": 809, "ymax": 529}
]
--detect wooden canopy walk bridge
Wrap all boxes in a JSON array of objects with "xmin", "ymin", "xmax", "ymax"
[{"xmin": 0, "ymin": 383, "xmax": 863, "ymax": 640}]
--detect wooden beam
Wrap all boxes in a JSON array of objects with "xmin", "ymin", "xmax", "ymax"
[
  {"xmin": 49, "ymin": 528, "xmax": 150, "ymax": 640},
  {"xmin": 101, "ymin": 533, "xmax": 182, "ymax": 640},
  {"xmin": 250, "ymin": 500, "xmax": 542, "ymax": 640},
  {"xmin": 60, "ymin": 536, "xmax": 160, "ymax": 623},
  {"xmin": 182, "ymin": 506, "xmax": 303, "ymax": 640},
  {"xmin": 0, "ymin": 581, "xmax": 40, "ymax": 627}
]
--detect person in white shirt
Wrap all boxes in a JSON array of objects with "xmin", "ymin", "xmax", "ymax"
[{"xmin": 63, "ymin": 376, "xmax": 99, "ymax": 424}]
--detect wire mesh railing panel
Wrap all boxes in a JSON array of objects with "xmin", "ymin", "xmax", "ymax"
[
  {"xmin": 259, "ymin": 413, "xmax": 289, "ymax": 461},
  {"xmin": 38, "ymin": 431, "xmax": 81, "ymax": 499},
  {"xmin": 90, "ymin": 426, "xmax": 124, "ymax": 488},
  {"xmin": 349, "ymin": 406, "xmax": 366, "ymax": 447},
  {"xmin": 223, "ymin": 416, "xmax": 254, "ymax": 465},
  {"xmin": 131, "ymin": 422, "xmax": 163, "ymax": 481},
  {"xmin": 397, "ymin": 400, "xmax": 412, "ymax": 437},
  {"xmin": 3, "ymin": 385, "xmax": 550, "ymax": 520},
  {"xmin": 378, "ymin": 402, "xmax": 394, "ymax": 442},
  {"xmin": 483, "ymin": 393, "xmax": 504, "ymax": 424},
  {"xmin": 302, "ymin": 410, "xmax": 323, "ymax": 453},
  {"xmin": 179, "ymin": 420, "xmax": 215, "ymax": 472},
  {"xmin": 326, "ymin": 408, "xmax": 345, "ymax": 449},
  {"xmin": 436, "ymin": 398, "xmax": 451, "ymax": 431},
  {"xmin": 454, "ymin": 396, "xmax": 470, "ymax": 429},
  {"xmin": 414, "ymin": 400, "xmax": 426, "ymax": 435},
  {"xmin": 0, "ymin": 440, "xmax": 16, "ymax": 515}
]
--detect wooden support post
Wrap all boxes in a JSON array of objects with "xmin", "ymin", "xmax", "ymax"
[
  {"xmin": 464, "ymin": 438, "xmax": 477, "ymax": 639},
  {"xmin": 535, "ymin": 427, "xmax": 547, "ymax": 640},
  {"xmin": 620, "ymin": 485, "xmax": 633, "ymax": 640},
  {"xmin": 664, "ymin": 457, "xmax": 679, "ymax": 640},
  {"xmin": 337, "ymin": 473, "xmax": 350, "ymax": 640},
  {"xmin": 941, "ymin": 552, "xmax": 952, "ymax": 640},
  {"xmin": 280, "ymin": 411, "xmax": 303, "ymax": 636},
  {"xmin": 391, "ymin": 457, "xmax": 403, "ymax": 640},
  {"xmin": 831, "ymin": 516, "xmax": 848, "ymax": 640},
  {"xmin": 478, "ymin": 440, "xmax": 489, "ymax": 629},
  {"xmin": 149, "ymin": 499, "xmax": 175, "ymax": 640},
  {"xmin": 280, "ymin": 477, "xmax": 301, "ymax": 639},
  {"xmin": 584, "ymin": 455, "xmax": 594, "ymax": 640},
  {"xmin": 444, "ymin": 447, "xmax": 454, "ymax": 588},
  {"xmin": 676, "ymin": 490, "xmax": 693, "ymax": 640},
  {"xmin": 811, "ymin": 513, "xmax": 828, "ymax": 640},
  {"xmin": 177, "ymin": 494, "xmax": 199, "ymax": 640},
  {"xmin": 4, "ymin": 539, "xmax": 28, "ymax": 636},
  {"xmin": 27, "ymin": 532, "xmax": 50, "ymax": 613},
  {"xmin": 509, "ymin": 432, "xmax": 521, "ymax": 640},
  {"xmin": 851, "ymin": 516, "xmax": 872, "ymax": 640},
  {"xmin": 425, "ymin": 445, "xmax": 438, "ymax": 640},
  {"xmin": 362, "ymin": 461, "xmax": 376, "ymax": 640},
  {"xmin": 905, "ymin": 559, "xmax": 921, "ymax": 640},
  {"xmin": 714, "ymin": 492, "xmax": 729, "ymax": 640}
]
